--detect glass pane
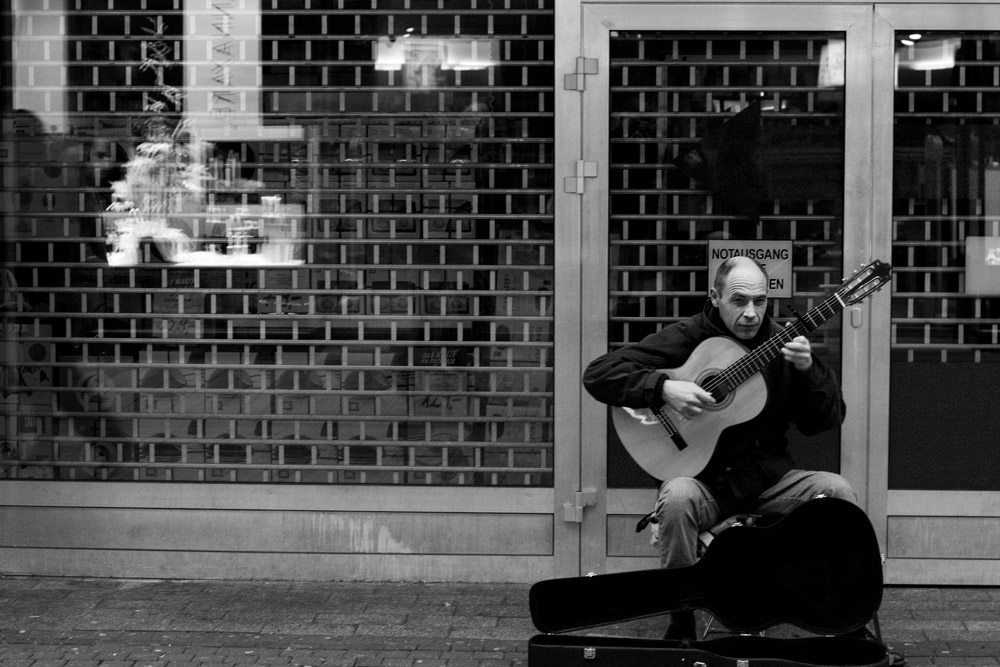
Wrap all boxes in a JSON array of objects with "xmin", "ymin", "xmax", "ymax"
[
  {"xmin": 607, "ymin": 31, "xmax": 847, "ymax": 487},
  {"xmin": 1, "ymin": 0, "xmax": 555, "ymax": 486},
  {"xmin": 888, "ymin": 30, "xmax": 1000, "ymax": 491}
]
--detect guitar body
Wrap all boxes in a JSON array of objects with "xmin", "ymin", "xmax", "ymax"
[
  {"xmin": 612, "ymin": 336, "xmax": 769, "ymax": 481},
  {"xmin": 529, "ymin": 497, "xmax": 884, "ymax": 636},
  {"xmin": 608, "ymin": 260, "xmax": 892, "ymax": 482}
]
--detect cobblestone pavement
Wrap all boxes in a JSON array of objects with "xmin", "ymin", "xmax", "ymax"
[{"xmin": 1, "ymin": 577, "xmax": 998, "ymax": 666}]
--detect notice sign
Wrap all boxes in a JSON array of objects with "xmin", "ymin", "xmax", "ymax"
[{"xmin": 708, "ymin": 240, "xmax": 793, "ymax": 298}]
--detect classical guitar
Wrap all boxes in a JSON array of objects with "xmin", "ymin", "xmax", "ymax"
[
  {"xmin": 613, "ymin": 260, "xmax": 892, "ymax": 481},
  {"xmin": 529, "ymin": 497, "xmax": 884, "ymax": 635}
]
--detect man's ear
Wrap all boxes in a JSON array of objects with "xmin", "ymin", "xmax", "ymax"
[{"xmin": 709, "ymin": 287, "xmax": 720, "ymax": 308}]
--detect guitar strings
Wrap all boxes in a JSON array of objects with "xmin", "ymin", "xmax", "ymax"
[
  {"xmin": 654, "ymin": 409, "xmax": 680, "ymax": 436},
  {"xmin": 651, "ymin": 295, "xmax": 838, "ymax": 427},
  {"xmin": 649, "ymin": 266, "xmax": 885, "ymax": 435},
  {"xmin": 699, "ymin": 293, "xmax": 843, "ymax": 396}
]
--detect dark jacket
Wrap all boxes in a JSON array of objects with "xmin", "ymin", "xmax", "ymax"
[{"xmin": 583, "ymin": 301, "xmax": 846, "ymax": 514}]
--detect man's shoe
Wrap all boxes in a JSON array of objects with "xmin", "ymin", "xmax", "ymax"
[
  {"xmin": 842, "ymin": 625, "xmax": 878, "ymax": 641},
  {"xmin": 663, "ymin": 610, "xmax": 697, "ymax": 641},
  {"xmin": 842, "ymin": 625, "xmax": 907, "ymax": 667}
]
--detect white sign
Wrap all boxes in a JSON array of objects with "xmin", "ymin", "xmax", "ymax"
[
  {"xmin": 965, "ymin": 236, "xmax": 1000, "ymax": 295},
  {"xmin": 185, "ymin": 0, "xmax": 301, "ymax": 140},
  {"xmin": 708, "ymin": 240, "xmax": 794, "ymax": 298}
]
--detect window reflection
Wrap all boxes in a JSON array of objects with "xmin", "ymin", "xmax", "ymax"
[
  {"xmin": 375, "ymin": 36, "xmax": 500, "ymax": 72},
  {"xmin": 2, "ymin": 0, "xmax": 556, "ymax": 486}
]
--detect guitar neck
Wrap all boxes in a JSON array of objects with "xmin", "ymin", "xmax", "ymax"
[{"xmin": 717, "ymin": 291, "xmax": 848, "ymax": 390}]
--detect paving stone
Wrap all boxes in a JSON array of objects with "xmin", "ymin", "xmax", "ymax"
[{"xmin": 1, "ymin": 577, "xmax": 994, "ymax": 666}]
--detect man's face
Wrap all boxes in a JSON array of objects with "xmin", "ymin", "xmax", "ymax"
[{"xmin": 710, "ymin": 264, "xmax": 768, "ymax": 340}]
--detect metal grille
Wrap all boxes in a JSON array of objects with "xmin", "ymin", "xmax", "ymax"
[
  {"xmin": 1, "ymin": 0, "xmax": 555, "ymax": 486},
  {"xmin": 608, "ymin": 31, "xmax": 848, "ymax": 345},
  {"xmin": 890, "ymin": 31, "xmax": 1000, "ymax": 363},
  {"xmin": 887, "ymin": 30, "xmax": 1000, "ymax": 491}
]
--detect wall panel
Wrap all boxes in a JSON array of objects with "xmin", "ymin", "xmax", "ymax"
[
  {"xmin": 0, "ymin": 549, "xmax": 553, "ymax": 583},
  {"xmin": 0, "ymin": 507, "xmax": 553, "ymax": 555},
  {"xmin": 0, "ymin": 482, "xmax": 555, "ymax": 581}
]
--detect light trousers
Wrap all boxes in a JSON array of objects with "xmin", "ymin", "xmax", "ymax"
[{"xmin": 653, "ymin": 469, "xmax": 857, "ymax": 569}]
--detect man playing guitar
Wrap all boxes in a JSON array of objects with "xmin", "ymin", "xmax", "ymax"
[{"xmin": 583, "ymin": 255, "xmax": 856, "ymax": 641}]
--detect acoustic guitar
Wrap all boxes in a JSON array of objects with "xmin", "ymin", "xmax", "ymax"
[
  {"xmin": 529, "ymin": 497, "xmax": 884, "ymax": 635},
  {"xmin": 612, "ymin": 260, "xmax": 892, "ymax": 481}
]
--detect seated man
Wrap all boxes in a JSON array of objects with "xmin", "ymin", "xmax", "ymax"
[{"xmin": 583, "ymin": 256, "xmax": 856, "ymax": 640}]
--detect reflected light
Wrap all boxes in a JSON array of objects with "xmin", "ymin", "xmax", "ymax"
[
  {"xmin": 898, "ymin": 38, "xmax": 960, "ymax": 71},
  {"xmin": 375, "ymin": 36, "xmax": 407, "ymax": 70},
  {"xmin": 818, "ymin": 39, "xmax": 846, "ymax": 88},
  {"xmin": 442, "ymin": 39, "xmax": 499, "ymax": 71},
  {"xmin": 375, "ymin": 36, "xmax": 499, "ymax": 72}
]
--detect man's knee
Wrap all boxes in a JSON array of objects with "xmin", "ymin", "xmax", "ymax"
[
  {"xmin": 656, "ymin": 477, "xmax": 706, "ymax": 521},
  {"xmin": 654, "ymin": 477, "xmax": 711, "ymax": 568}
]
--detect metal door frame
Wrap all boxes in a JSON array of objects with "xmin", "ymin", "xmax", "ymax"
[
  {"xmin": 872, "ymin": 3, "xmax": 1000, "ymax": 585},
  {"xmin": 572, "ymin": 2, "xmax": 878, "ymax": 576}
]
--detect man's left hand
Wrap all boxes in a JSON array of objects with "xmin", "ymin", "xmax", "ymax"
[{"xmin": 782, "ymin": 335, "xmax": 813, "ymax": 371}]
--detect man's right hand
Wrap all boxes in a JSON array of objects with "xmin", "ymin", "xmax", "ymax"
[{"xmin": 662, "ymin": 379, "xmax": 716, "ymax": 418}]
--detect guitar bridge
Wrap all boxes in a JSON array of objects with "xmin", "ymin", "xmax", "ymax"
[
  {"xmin": 654, "ymin": 410, "xmax": 688, "ymax": 450},
  {"xmin": 670, "ymin": 431, "xmax": 689, "ymax": 451}
]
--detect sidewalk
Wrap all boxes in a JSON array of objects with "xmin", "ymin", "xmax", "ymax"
[{"xmin": 1, "ymin": 576, "xmax": 998, "ymax": 667}]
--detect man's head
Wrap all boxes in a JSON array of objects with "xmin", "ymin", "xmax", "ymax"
[{"xmin": 710, "ymin": 256, "xmax": 768, "ymax": 340}]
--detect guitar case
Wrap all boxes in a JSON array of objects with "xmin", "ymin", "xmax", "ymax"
[
  {"xmin": 529, "ymin": 634, "xmax": 889, "ymax": 667},
  {"xmin": 528, "ymin": 497, "xmax": 890, "ymax": 667}
]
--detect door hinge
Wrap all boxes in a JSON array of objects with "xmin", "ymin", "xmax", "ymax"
[
  {"xmin": 564, "ymin": 57, "xmax": 598, "ymax": 91},
  {"xmin": 564, "ymin": 160, "xmax": 598, "ymax": 194},
  {"xmin": 563, "ymin": 488, "xmax": 597, "ymax": 523}
]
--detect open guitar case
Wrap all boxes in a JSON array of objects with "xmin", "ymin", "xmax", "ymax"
[{"xmin": 527, "ymin": 497, "xmax": 891, "ymax": 667}]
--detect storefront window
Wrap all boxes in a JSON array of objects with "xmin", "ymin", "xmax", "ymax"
[
  {"xmin": 1, "ymin": 0, "xmax": 555, "ymax": 486},
  {"xmin": 888, "ymin": 30, "xmax": 1000, "ymax": 491}
]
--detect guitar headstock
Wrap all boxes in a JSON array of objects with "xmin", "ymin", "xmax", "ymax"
[{"xmin": 838, "ymin": 260, "xmax": 892, "ymax": 305}]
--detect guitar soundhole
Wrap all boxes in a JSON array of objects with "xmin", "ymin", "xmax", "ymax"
[{"xmin": 698, "ymin": 374, "xmax": 734, "ymax": 409}]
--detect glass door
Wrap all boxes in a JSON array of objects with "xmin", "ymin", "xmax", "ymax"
[
  {"xmin": 872, "ymin": 4, "xmax": 1000, "ymax": 585},
  {"xmin": 577, "ymin": 4, "xmax": 877, "ymax": 574}
]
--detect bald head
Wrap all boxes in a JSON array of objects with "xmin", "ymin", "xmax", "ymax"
[
  {"xmin": 710, "ymin": 257, "xmax": 769, "ymax": 339},
  {"xmin": 713, "ymin": 256, "xmax": 768, "ymax": 294}
]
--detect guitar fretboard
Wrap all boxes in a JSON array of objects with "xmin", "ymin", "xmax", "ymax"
[{"xmin": 702, "ymin": 290, "xmax": 848, "ymax": 395}]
